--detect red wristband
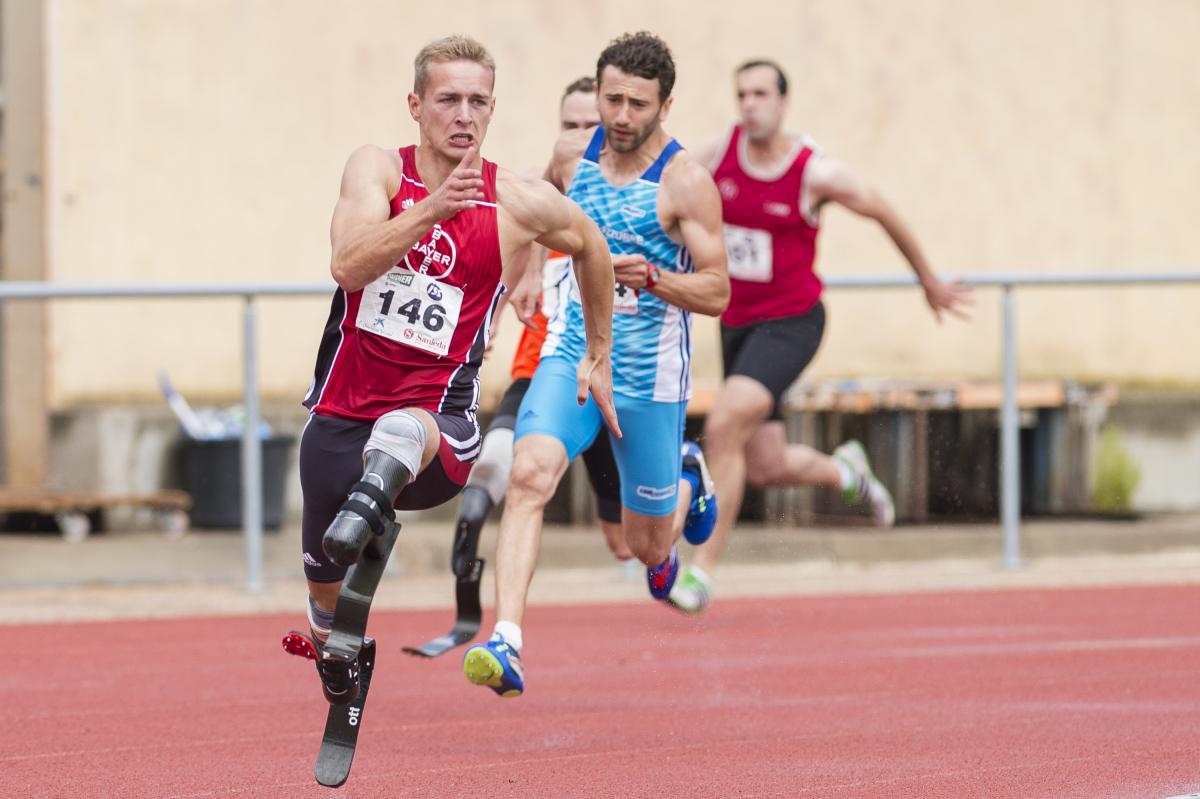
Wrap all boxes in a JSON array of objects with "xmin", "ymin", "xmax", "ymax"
[{"xmin": 644, "ymin": 264, "xmax": 661, "ymax": 289}]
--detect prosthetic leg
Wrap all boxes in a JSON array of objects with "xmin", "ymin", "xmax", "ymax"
[
  {"xmin": 403, "ymin": 425, "xmax": 511, "ymax": 658},
  {"xmin": 282, "ymin": 410, "xmax": 426, "ymax": 788},
  {"xmin": 402, "ymin": 485, "xmax": 489, "ymax": 657}
]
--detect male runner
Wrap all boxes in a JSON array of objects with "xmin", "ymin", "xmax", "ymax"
[
  {"xmin": 669, "ymin": 59, "xmax": 973, "ymax": 613},
  {"xmin": 285, "ymin": 36, "xmax": 618, "ymax": 705},
  {"xmin": 450, "ymin": 76, "xmax": 631, "ymax": 576},
  {"xmin": 462, "ymin": 32, "xmax": 728, "ymax": 698}
]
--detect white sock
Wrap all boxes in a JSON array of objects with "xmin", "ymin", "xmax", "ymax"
[
  {"xmin": 835, "ymin": 459, "xmax": 855, "ymax": 491},
  {"xmin": 307, "ymin": 596, "xmax": 334, "ymax": 645},
  {"xmin": 493, "ymin": 620, "xmax": 523, "ymax": 652}
]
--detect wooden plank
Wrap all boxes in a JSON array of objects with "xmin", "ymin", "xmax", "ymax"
[
  {"xmin": 0, "ymin": 488, "xmax": 191, "ymax": 513},
  {"xmin": 1, "ymin": 3, "xmax": 49, "ymax": 488}
]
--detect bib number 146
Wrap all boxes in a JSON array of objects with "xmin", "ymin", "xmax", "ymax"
[
  {"xmin": 356, "ymin": 268, "xmax": 464, "ymax": 357},
  {"xmin": 376, "ymin": 290, "xmax": 447, "ymax": 332}
]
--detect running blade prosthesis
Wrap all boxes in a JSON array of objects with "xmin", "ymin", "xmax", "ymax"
[
  {"xmin": 282, "ymin": 515, "xmax": 401, "ymax": 788},
  {"xmin": 403, "ymin": 489, "xmax": 487, "ymax": 658},
  {"xmin": 281, "ymin": 632, "xmax": 378, "ymax": 788}
]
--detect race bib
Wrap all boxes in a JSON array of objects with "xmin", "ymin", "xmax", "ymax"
[
  {"xmin": 724, "ymin": 224, "xmax": 774, "ymax": 283},
  {"xmin": 356, "ymin": 267, "xmax": 463, "ymax": 357},
  {"xmin": 613, "ymin": 282, "xmax": 639, "ymax": 315}
]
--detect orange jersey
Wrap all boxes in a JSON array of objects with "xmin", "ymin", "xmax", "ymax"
[
  {"xmin": 509, "ymin": 251, "xmax": 571, "ymax": 380},
  {"xmin": 510, "ymin": 309, "xmax": 549, "ymax": 380}
]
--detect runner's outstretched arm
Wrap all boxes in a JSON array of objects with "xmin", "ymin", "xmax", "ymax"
[{"xmin": 806, "ymin": 157, "xmax": 973, "ymax": 322}]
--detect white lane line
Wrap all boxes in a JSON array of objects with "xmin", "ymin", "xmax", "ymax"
[{"xmin": 887, "ymin": 635, "xmax": 1200, "ymax": 658}]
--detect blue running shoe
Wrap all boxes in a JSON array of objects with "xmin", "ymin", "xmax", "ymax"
[
  {"xmin": 462, "ymin": 634, "xmax": 525, "ymax": 698},
  {"xmin": 646, "ymin": 545, "xmax": 680, "ymax": 600},
  {"xmin": 681, "ymin": 441, "xmax": 718, "ymax": 545}
]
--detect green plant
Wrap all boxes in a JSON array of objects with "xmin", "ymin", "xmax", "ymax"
[{"xmin": 1092, "ymin": 425, "xmax": 1141, "ymax": 514}]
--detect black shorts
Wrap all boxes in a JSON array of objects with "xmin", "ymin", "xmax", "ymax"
[
  {"xmin": 490, "ymin": 377, "xmax": 531, "ymax": 432},
  {"xmin": 300, "ymin": 411, "xmax": 479, "ymax": 583},
  {"xmin": 721, "ymin": 302, "xmax": 826, "ymax": 421},
  {"xmin": 488, "ymin": 377, "xmax": 621, "ymax": 524}
]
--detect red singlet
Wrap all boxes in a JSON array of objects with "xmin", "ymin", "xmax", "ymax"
[
  {"xmin": 713, "ymin": 125, "xmax": 821, "ymax": 328},
  {"xmin": 305, "ymin": 145, "xmax": 504, "ymax": 421}
]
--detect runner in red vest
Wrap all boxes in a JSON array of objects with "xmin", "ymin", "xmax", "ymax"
[
  {"xmin": 669, "ymin": 59, "xmax": 972, "ymax": 613},
  {"xmin": 287, "ymin": 37, "xmax": 619, "ymax": 705}
]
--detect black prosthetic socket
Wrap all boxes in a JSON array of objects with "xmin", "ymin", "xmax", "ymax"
[
  {"xmin": 320, "ymin": 517, "xmax": 400, "ymax": 701},
  {"xmin": 452, "ymin": 485, "xmax": 492, "ymax": 578},
  {"xmin": 322, "ymin": 451, "xmax": 411, "ymax": 567},
  {"xmin": 400, "ymin": 486, "xmax": 488, "ymax": 658}
]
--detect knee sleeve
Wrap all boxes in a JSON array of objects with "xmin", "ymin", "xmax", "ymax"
[
  {"xmin": 465, "ymin": 427, "xmax": 514, "ymax": 506},
  {"xmin": 364, "ymin": 410, "xmax": 427, "ymax": 482},
  {"xmin": 323, "ymin": 410, "xmax": 425, "ymax": 566}
]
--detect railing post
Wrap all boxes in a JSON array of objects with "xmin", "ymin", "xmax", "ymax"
[
  {"xmin": 1000, "ymin": 284, "xmax": 1022, "ymax": 569},
  {"xmin": 242, "ymin": 295, "xmax": 265, "ymax": 593}
]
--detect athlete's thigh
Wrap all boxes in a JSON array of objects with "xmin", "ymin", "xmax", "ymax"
[
  {"xmin": 608, "ymin": 395, "xmax": 687, "ymax": 517},
  {"xmin": 708, "ymin": 374, "xmax": 774, "ymax": 434},
  {"xmin": 745, "ymin": 419, "xmax": 788, "ymax": 470},
  {"xmin": 299, "ymin": 414, "xmax": 372, "ymax": 582},
  {"xmin": 396, "ymin": 411, "xmax": 480, "ymax": 511},
  {"xmin": 581, "ymin": 427, "xmax": 622, "ymax": 524},
  {"xmin": 514, "ymin": 355, "xmax": 602, "ymax": 461}
]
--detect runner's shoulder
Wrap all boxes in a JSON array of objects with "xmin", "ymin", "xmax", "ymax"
[
  {"xmin": 344, "ymin": 144, "xmax": 402, "ymax": 175},
  {"xmin": 661, "ymin": 149, "xmax": 720, "ymax": 206},
  {"xmin": 495, "ymin": 169, "xmax": 568, "ymax": 227},
  {"xmin": 340, "ymin": 144, "xmax": 403, "ymax": 195}
]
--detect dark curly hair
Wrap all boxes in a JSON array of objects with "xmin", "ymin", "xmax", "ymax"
[{"xmin": 596, "ymin": 32, "xmax": 676, "ymax": 102}]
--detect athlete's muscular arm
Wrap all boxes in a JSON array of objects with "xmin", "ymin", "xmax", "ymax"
[
  {"xmin": 614, "ymin": 156, "xmax": 731, "ymax": 317},
  {"xmin": 806, "ymin": 157, "xmax": 973, "ymax": 322},
  {"xmin": 329, "ymin": 145, "xmax": 485, "ymax": 293},
  {"xmin": 498, "ymin": 174, "xmax": 621, "ymax": 437},
  {"xmin": 542, "ymin": 129, "xmax": 592, "ymax": 192}
]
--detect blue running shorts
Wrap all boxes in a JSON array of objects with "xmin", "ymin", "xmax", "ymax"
[{"xmin": 514, "ymin": 355, "xmax": 685, "ymax": 517}]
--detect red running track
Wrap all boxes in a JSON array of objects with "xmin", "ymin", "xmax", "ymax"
[{"xmin": 3, "ymin": 584, "xmax": 1199, "ymax": 798}]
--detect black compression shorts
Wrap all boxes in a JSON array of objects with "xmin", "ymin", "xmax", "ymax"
[
  {"xmin": 300, "ymin": 411, "xmax": 478, "ymax": 583},
  {"xmin": 720, "ymin": 301, "xmax": 825, "ymax": 421}
]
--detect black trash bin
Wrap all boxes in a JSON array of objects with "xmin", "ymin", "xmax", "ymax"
[{"xmin": 183, "ymin": 435, "xmax": 295, "ymax": 529}]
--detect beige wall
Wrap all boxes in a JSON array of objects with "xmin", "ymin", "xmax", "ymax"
[{"xmin": 41, "ymin": 0, "xmax": 1200, "ymax": 408}]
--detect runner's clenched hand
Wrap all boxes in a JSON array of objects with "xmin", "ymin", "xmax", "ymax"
[{"xmin": 423, "ymin": 146, "xmax": 484, "ymax": 222}]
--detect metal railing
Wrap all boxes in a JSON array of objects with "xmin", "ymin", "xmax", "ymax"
[
  {"xmin": 0, "ymin": 282, "xmax": 331, "ymax": 592},
  {"xmin": 1, "ymin": 270, "xmax": 1197, "ymax": 587},
  {"xmin": 823, "ymin": 270, "xmax": 1200, "ymax": 568}
]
